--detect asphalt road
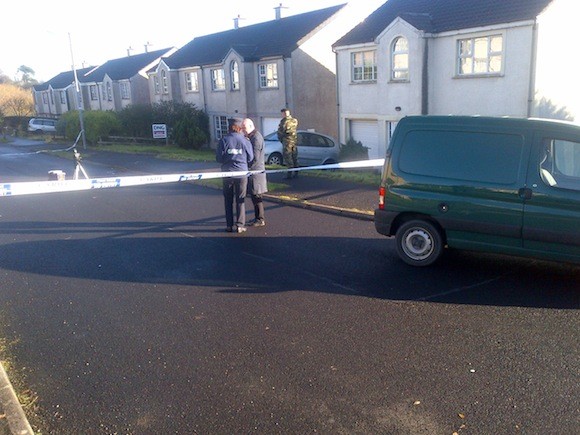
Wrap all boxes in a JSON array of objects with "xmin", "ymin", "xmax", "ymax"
[{"xmin": 0, "ymin": 142, "xmax": 578, "ymax": 434}]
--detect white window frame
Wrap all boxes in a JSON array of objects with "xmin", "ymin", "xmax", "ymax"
[
  {"xmin": 211, "ymin": 68, "xmax": 226, "ymax": 91},
  {"xmin": 60, "ymin": 90, "xmax": 66, "ymax": 104},
  {"xmin": 153, "ymin": 75, "xmax": 160, "ymax": 94},
  {"xmin": 352, "ymin": 50, "xmax": 377, "ymax": 82},
  {"xmin": 90, "ymin": 85, "xmax": 98, "ymax": 101},
  {"xmin": 42, "ymin": 92, "xmax": 48, "ymax": 104},
  {"xmin": 391, "ymin": 37, "xmax": 409, "ymax": 81},
  {"xmin": 258, "ymin": 63, "xmax": 278, "ymax": 89},
  {"xmin": 230, "ymin": 61, "xmax": 240, "ymax": 90},
  {"xmin": 457, "ymin": 34, "xmax": 503, "ymax": 76},
  {"xmin": 106, "ymin": 82, "xmax": 112, "ymax": 101},
  {"xmin": 185, "ymin": 71, "xmax": 199, "ymax": 92},
  {"xmin": 214, "ymin": 115, "xmax": 228, "ymax": 139},
  {"xmin": 120, "ymin": 81, "xmax": 130, "ymax": 100},
  {"xmin": 161, "ymin": 70, "xmax": 168, "ymax": 94}
]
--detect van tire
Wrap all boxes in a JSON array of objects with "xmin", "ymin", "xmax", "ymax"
[{"xmin": 395, "ymin": 219, "xmax": 444, "ymax": 266}]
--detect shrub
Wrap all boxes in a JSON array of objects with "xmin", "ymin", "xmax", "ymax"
[
  {"xmin": 339, "ymin": 138, "xmax": 369, "ymax": 162},
  {"xmin": 58, "ymin": 110, "xmax": 121, "ymax": 144}
]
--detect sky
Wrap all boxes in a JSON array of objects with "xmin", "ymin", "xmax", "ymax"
[{"xmin": 0, "ymin": 0, "xmax": 385, "ymax": 83}]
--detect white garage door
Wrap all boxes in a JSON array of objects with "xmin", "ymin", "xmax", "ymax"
[
  {"xmin": 262, "ymin": 118, "xmax": 280, "ymax": 137},
  {"xmin": 350, "ymin": 120, "xmax": 379, "ymax": 158}
]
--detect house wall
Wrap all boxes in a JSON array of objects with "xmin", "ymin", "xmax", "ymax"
[
  {"xmin": 428, "ymin": 24, "xmax": 535, "ymax": 117},
  {"xmin": 534, "ymin": 0, "xmax": 579, "ymax": 122}
]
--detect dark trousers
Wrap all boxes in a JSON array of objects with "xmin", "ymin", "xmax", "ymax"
[
  {"xmin": 223, "ymin": 177, "xmax": 247, "ymax": 228},
  {"xmin": 251, "ymin": 194, "xmax": 265, "ymax": 220}
]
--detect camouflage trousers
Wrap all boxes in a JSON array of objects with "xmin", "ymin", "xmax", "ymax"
[{"xmin": 283, "ymin": 140, "xmax": 298, "ymax": 168}]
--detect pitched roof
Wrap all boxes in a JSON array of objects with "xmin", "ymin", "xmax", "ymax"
[
  {"xmin": 165, "ymin": 4, "xmax": 345, "ymax": 70},
  {"xmin": 33, "ymin": 66, "xmax": 96, "ymax": 91},
  {"xmin": 85, "ymin": 47, "xmax": 173, "ymax": 81},
  {"xmin": 333, "ymin": 0, "xmax": 554, "ymax": 47}
]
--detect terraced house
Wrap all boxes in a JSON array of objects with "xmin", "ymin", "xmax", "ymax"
[{"xmin": 333, "ymin": 0, "xmax": 578, "ymax": 159}]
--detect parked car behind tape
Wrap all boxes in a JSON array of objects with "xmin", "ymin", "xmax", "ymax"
[
  {"xmin": 28, "ymin": 118, "xmax": 57, "ymax": 134},
  {"xmin": 263, "ymin": 130, "xmax": 339, "ymax": 166}
]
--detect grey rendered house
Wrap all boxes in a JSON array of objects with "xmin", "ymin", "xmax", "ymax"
[
  {"xmin": 81, "ymin": 47, "xmax": 175, "ymax": 112},
  {"xmin": 332, "ymin": 0, "xmax": 579, "ymax": 159},
  {"xmin": 32, "ymin": 66, "xmax": 96, "ymax": 118},
  {"xmin": 148, "ymin": 5, "xmax": 349, "ymax": 144}
]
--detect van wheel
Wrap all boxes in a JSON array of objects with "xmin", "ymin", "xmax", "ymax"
[{"xmin": 395, "ymin": 220, "xmax": 444, "ymax": 266}]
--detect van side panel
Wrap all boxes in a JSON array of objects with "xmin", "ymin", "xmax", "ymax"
[{"xmin": 388, "ymin": 124, "xmax": 529, "ymax": 249}]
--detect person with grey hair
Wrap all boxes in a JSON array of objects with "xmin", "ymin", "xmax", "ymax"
[
  {"xmin": 216, "ymin": 118, "xmax": 254, "ymax": 233},
  {"xmin": 243, "ymin": 118, "xmax": 268, "ymax": 226}
]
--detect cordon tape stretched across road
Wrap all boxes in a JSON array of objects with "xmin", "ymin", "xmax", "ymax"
[{"xmin": 0, "ymin": 159, "xmax": 385, "ymax": 197}]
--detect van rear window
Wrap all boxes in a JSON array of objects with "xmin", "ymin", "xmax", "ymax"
[{"xmin": 398, "ymin": 130, "xmax": 524, "ymax": 184}]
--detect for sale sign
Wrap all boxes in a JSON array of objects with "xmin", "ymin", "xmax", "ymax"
[{"xmin": 152, "ymin": 124, "xmax": 167, "ymax": 139}]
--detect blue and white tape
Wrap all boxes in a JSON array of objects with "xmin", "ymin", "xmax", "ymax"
[{"xmin": 0, "ymin": 159, "xmax": 385, "ymax": 197}]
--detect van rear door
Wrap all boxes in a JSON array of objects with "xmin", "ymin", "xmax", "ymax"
[{"xmin": 522, "ymin": 130, "xmax": 580, "ymax": 262}]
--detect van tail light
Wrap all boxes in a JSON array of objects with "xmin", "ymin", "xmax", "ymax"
[{"xmin": 378, "ymin": 186, "xmax": 385, "ymax": 210}]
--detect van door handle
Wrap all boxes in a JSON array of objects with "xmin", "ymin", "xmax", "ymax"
[{"xmin": 518, "ymin": 187, "xmax": 532, "ymax": 200}]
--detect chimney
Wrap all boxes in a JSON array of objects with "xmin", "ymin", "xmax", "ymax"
[
  {"xmin": 274, "ymin": 3, "xmax": 287, "ymax": 20},
  {"xmin": 144, "ymin": 41, "xmax": 152, "ymax": 53},
  {"xmin": 126, "ymin": 46, "xmax": 133, "ymax": 56},
  {"xmin": 233, "ymin": 14, "xmax": 244, "ymax": 29}
]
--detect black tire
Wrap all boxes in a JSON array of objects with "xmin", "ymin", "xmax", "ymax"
[
  {"xmin": 395, "ymin": 219, "xmax": 444, "ymax": 266},
  {"xmin": 267, "ymin": 152, "xmax": 283, "ymax": 166}
]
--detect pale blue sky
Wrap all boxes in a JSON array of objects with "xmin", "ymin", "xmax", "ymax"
[{"xmin": 1, "ymin": 0, "xmax": 384, "ymax": 82}]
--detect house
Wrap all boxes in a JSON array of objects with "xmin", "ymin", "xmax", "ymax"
[
  {"xmin": 32, "ymin": 66, "xmax": 96, "ymax": 118},
  {"xmin": 32, "ymin": 47, "xmax": 174, "ymax": 118},
  {"xmin": 332, "ymin": 0, "xmax": 579, "ymax": 159},
  {"xmin": 81, "ymin": 47, "xmax": 175, "ymax": 112},
  {"xmin": 148, "ymin": 4, "xmax": 355, "ymax": 144}
]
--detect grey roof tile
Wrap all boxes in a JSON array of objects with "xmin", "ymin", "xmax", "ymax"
[{"xmin": 333, "ymin": 0, "xmax": 554, "ymax": 47}]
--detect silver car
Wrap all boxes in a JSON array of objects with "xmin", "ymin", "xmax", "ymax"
[
  {"xmin": 263, "ymin": 130, "xmax": 339, "ymax": 166},
  {"xmin": 28, "ymin": 118, "xmax": 57, "ymax": 134}
]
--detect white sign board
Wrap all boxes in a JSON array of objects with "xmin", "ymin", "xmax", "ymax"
[{"xmin": 152, "ymin": 124, "xmax": 167, "ymax": 139}]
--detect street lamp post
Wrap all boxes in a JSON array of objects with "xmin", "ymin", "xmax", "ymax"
[{"xmin": 68, "ymin": 33, "xmax": 87, "ymax": 149}]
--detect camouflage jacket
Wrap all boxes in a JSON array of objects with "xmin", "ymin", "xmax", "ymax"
[{"xmin": 277, "ymin": 116, "xmax": 298, "ymax": 142}]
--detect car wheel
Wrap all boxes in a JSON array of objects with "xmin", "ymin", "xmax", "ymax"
[
  {"xmin": 267, "ymin": 153, "xmax": 283, "ymax": 166},
  {"xmin": 395, "ymin": 219, "xmax": 444, "ymax": 266},
  {"xmin": 35, "ymin": 129, "xmax": 44, "ymax": 134}
]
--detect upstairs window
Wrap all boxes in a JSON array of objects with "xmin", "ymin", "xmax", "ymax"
[
  {"xmin": 120, "ymin": 82, "xmax": 130, "ymax": 99},
  {"xmin": 153, "ymin": 75, "xmax": 160, "ymax": 94},
  {"xmin": 458, "ymin": 35, "xmax": 503, "ymax": 75},
  {"xmin": 230, "ymin": 61, "xmax": 240, "ymax": 90},
  {"xmin": 90, "ymin": 85, "xmax": 98, "ymax": 100},
  {"xmin": 352, "ymin": 50, "xmax": 377, "ymax": 82},
  {"xmin": 185, "ymin": 71, "xmax": 199, "ymax": 92},
  {"xmin": 391, "ymin": 37, "xmax": 409, "ymax": 81},
  {"xmin": 60, "ymin": 90, "xmax": 66, "ymax": 104},
  {"xmin": 211, "ymin": 68, "xmax": 226, "ymax": 91},
  {"xmin": 106, "ymin": 82, "xmax": 112, "ymax": 101},
  {"xmin": 161, "ymin": 70, "xmax": 168, "ymax": 94},
  {"xmin": 258, "ymin": 63, "xmax": 278, "ymax": 88}
]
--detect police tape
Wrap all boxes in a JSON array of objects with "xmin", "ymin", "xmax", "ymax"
[{"xmin": 0, "ymin": 158, "xmax": 385, "ymax": 197}]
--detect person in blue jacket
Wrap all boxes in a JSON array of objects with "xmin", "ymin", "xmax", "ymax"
[{"xmin": 216, "ymin": 118, "xmax": 254, "ymax": 233}]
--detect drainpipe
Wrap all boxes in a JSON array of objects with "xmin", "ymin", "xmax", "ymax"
[
  {"xmin": 421, "ymin": 34, "xmax": 429, "ymax": 115},
  {"xmin": 334, "ymin": 48, "xmax": 342, "ymax": 144},
  {"xmin": 527, "ymin": 20, "xmax": 539, "ymax": 118}
]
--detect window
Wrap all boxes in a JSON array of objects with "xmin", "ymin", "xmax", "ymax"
[
  {"xmin": 391, "ymin": 37, "xmax": 409, "ymax": 80},
  {"xmin": 211, "ymin": 68, "xmax": 226, "ymax": 91},
  {"xmin": 399, "ymin": 130, "xmax": 524, "ymax": 184},
  {"xmin": 352, "ymin": 50, "xmax": 377, "ymax": 82},
  {"xmin": 230, "ymin": 61, "xmax": 240, "ymax": 90},
  {"xmin": 258, "ymin": 63, "xmax": 278, "ymax": 88},
  {"xmin": 153, "ymin": 75, "xmax": 160, "ymax": 94},
  {"xmin": 540, "ymin": 138, "xmax": 580, "ymax": 191},
  {"xmin": 214, "ymin": 115, "xmax": 228, "ymax": 139},
  {"xmin": 185, "ymin": 71, "xmax": 199, "ymax": 92},
  {"xmin": 161, "ymin": 70, "xmax": 168, "ymax": 94},
  {"xmin": 42, "ymin": 93, "xmax": 48, "ymax": 104},
  {"xmin": 60, "ymin": 91, "xmax": 66, "ymax": 104},
  {"xmin": 120, "ymin": 82, "xmax": 130, "ymax": 99},
  {"xmin": 49, "ymin": 91, "xmax": 54, "ymax": 104},
  {"xmin": 90, "ymin": 85, "xmax": 98, "ymax": 100},
  {"xmin": 106, "ymin": 82, "xmax": 112, "ymax": 101},
  {"xmin": 458, "ymin": 35, "xmax": 503, "ymax": 75}
]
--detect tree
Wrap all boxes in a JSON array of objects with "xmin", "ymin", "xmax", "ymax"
[
  {"xmin": 0, "ymin": 83, "xmax": 34, "ymax": 117},
  {"xmin": 15, "ymin": 65, "xmax": 38, "ymax": 88},
  {"xmin": 0, "ymin": 69, "xmax": 12, "ymax": 84}
]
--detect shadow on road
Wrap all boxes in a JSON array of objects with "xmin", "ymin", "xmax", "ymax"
[{"xmin": 0, "ymin": 219, "xmax": 577, "ymax": 310}]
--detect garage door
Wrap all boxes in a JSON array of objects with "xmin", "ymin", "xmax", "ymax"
[
  {"xmin": 350, "ymin": 120, "xmax": 379, "ymax": 158},
  {"xmin": 262, "ymin": 118, "xmax": 280, "ymax": 137}
]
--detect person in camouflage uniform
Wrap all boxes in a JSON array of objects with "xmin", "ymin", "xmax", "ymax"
[{"xmin": 277, "ymin": 108, "xmax": 299, "ymax": 179}]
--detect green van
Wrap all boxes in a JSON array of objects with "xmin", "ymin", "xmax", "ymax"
[{"xmin": 374, "ymin": 116, "xmax": 580, "ymax": 266}]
